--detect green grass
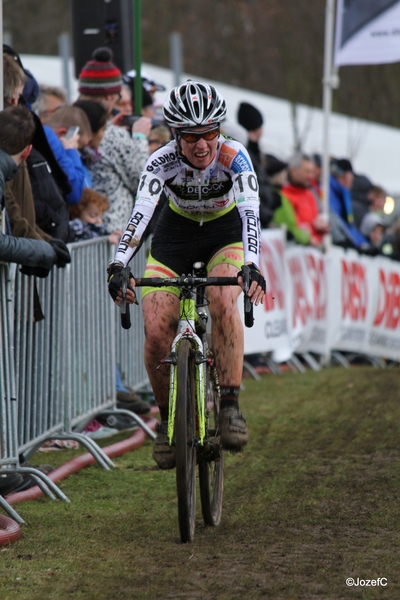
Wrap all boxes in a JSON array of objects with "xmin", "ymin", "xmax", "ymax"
[{"xmin": 1, "ymin": 366, "xmax": 400, "ymax": 599}]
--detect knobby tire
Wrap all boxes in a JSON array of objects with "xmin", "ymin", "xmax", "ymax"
[
  {"xmin": 198, "ymin": 347, "xmax": 224, "ymax": 526},
  {"xmin": 175, "ymin": 339, "xmax": 197, "ymax": 543}
]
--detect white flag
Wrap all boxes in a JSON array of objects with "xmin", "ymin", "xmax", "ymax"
[{"xmin": 334, "ymin": 0, "xmax": 400, "ymax": 66}]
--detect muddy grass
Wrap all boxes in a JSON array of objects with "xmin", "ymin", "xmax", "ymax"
[{"xmin": 1, "ymin": 366, "xmax": 400, "ymax": 599}]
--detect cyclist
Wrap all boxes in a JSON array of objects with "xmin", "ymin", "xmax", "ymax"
[{"xmin": 107, "ymin": 81, "xmax": 266, "ymax": 469}]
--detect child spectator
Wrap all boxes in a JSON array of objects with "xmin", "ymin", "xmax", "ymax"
[
  {"xmin": 360, "ymin": 212, "xmax": 386, "ymax": 249},
  {"xmin": 68, "ymin": 188, "xmax": 122, "ymax": 245}
]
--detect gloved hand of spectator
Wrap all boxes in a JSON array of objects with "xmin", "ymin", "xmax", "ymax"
[
  {"xmin": 20, "ymin": 265, "xmax": 51, "ymax": 278},
  {"xmin": 49, "ymin": 239, "xmax": 71, "ymax": 268}
]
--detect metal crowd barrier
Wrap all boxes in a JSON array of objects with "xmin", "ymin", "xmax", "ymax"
[
  {"xmin": 115, "ymin": 243, "xmax": 148, "ymax": 392},
  {"xmin": 0, "ymin": 263, "xmax": 69, "ymax": 523},
  {"xmin": 0, "ymin": 238, "xmax": 152, "ymax": 522}
]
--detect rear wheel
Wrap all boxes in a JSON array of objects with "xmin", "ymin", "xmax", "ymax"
[
  {"xmin": 198, "ymin": 348, "xmax": 224, "ymax": 526},
  {"xmin": 175, "ymin": 339, "xmax": 197, "ymax": 543}
]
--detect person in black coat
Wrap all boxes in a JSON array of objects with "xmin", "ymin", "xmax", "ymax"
[{"xmin": 237, "ymin": 102, "xmax": 281, "ymax": 228}]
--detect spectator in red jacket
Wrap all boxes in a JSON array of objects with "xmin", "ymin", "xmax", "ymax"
[{"xmin": 282, "ymin": 153, "xmax": 329, "ymax": 246}]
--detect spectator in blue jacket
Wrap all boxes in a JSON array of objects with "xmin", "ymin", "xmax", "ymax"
[
  {"xmin": 45, "ymin": 106, "xmax": 93, "ymax": 190},
  {"xmin": 42, "ymin": 121, "xmax": 85, "ymax": 205},
  {"xmin": 329, "ymin": 158, "xmax": 369, "ymax": 250}
]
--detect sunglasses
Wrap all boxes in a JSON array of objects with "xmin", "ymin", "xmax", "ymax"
[{"xmin": 179, "ymin": 128, "xmax": 219, "ymax": 143}]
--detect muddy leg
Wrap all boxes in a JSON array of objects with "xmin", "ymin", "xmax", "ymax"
[
  {"xmin": 142, "ymin": 291, "xmax": 179, "ymax": 409},
  {"xmin": 207, "ymin": 263, "xmax": 243, "ymax": 387}
]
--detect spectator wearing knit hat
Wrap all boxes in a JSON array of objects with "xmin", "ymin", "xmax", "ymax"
[
  {"xmin": 78, "ymin": 47, "xmax": 151, "ymax": 233},
  {"xmin": 237, "ymin": 101, "xmax": 279, "ymax": 228}
]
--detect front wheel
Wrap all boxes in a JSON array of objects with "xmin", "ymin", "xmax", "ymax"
[
  {"xmin": 198, "ymin": 349, "xmax": 224, "ymax": 526},
  {"xmin": 175, "ymin": 339, "xmax": 197, "ymax": 543}
]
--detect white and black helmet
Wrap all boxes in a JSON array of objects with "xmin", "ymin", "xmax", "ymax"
[{"xmin": 163, "ymin": 81, "xmax": 227, "ymax": 129}]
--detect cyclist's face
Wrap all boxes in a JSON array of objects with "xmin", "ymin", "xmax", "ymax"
[{"xmin": 179, "ymin": 127, "xmax": 219, "ymax": 169}]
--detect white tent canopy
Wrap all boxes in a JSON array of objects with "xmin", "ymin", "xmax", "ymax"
[{"xmin": 21, "ymin": 53, "xmax": 400, "ymax": 197}]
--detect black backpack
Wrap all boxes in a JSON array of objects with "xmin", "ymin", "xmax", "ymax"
[{"xmin": 26, "ymin": 147, "xmax": 70, "ymax": 242}]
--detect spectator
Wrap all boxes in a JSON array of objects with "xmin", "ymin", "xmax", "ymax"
[
  {"xmin": 0, "ymin": 106, "xmax": 71, "ymax": 273},
  {"xmin": 381, "ymin": 218, "xmax": 400, "ymax": 260},
  {"xmin": 68, "ymin": 187, "xmax": 122, "ymax": 245},
  {"xmin": 129, "ymin": 81, "xmax": 156, "ymax": 120},
  {"xmin": 268, "ymin": 154, "xmax": 312, "ymax": 245},
  {"xmin": 41, "ymin": 109, "xmax": 86, "ymax": 205},
  {"xmin": 351, "ymin": 174, "xmax": 373, "ymax": 229},
  {"xmin": 32, "ymin": 84, "xmax": 67, "ymax": 124},
  {"xmin": 73, "ymin": 100, "xmax": 109, "ymax": 189},
  {"xmin": 368, "ymin": 185, "xmax": 387, "ymax": 215},
  {"xmin": 148, "ymin": 125, "xmax": 171, "ymax": 154},
  {"xmin": 123, "ymin": 69, "xmax": 166, "ymax": 104},
  {"xmin": 2, "ymin": 54, "xmax": 56, "ymax": 243},
  {"xmin": 73, "ymin": 100, "xmax": 109, "ymax": 151},
  {"xmin": 113, "ymin": 83, "xmax": 133, "ymax": 115},
  {"xmin": 77, "ymin": 47, "xmax": 150, "ymax": 233},
  {"xmin": 3, "ymin": 52, "xmax": 24, "ymax": 105},
  {"xmin": 45, "ymin": 106, "xmax": 93, "ymax": 188},
  {"xmin": 237, "ymin": 101, "xmax": 280, "ymax": 228},
  {"xmin": 360, "ymin": 212, "xmax": 386, "ymax": 250},
  {"xmin": 329, "ymin": 158, "xmax": 369, "ymax": 249},
  {"xmin": 282, "ymin": 153, "xmax": 329, "ymax": 246},
  {"xmin": 3, "ymin": 46, "xmax": 72, "ymax": 241},
  {"xmin": 3, "ymin": 43, "xmax": 39, "ymax": 109},
  {"xmin": 45, "ymin": 106, "xmax": 92, "ymax": 150},
  {"xmin": 310, "ymin": 153, "xmax": 322, "ymax": 207}
]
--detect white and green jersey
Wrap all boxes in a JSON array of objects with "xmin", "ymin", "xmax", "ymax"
[{"xmin": 114, "ymin": 135, "xmax": 261, "ymax": 266}]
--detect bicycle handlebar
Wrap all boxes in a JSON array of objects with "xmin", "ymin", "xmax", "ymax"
[
  {"xmin": 134, "ymin": 276, "xmax": 239, "ymax": 287},
  {"xmin": 134, "ymin": 273, "xmax": 254, "ymax": 328}
]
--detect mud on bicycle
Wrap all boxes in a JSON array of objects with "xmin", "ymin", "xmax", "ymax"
[{"xmin": 119, "ymin": 262, "xmax": 255, "ymax": 543}]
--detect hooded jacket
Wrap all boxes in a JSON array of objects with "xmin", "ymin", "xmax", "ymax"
[{"xmin": 0, "ymin": 149, "xmax": 55, "ymax": 268}]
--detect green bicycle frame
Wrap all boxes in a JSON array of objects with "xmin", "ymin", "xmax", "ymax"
[{"xmin": 167, "ymin": 296, "xmax": 207, "ymax": 446}]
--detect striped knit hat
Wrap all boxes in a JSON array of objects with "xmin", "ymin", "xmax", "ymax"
[{"xmin": 78, "ymin": 47, "xmax": 122, "ymax": 96}]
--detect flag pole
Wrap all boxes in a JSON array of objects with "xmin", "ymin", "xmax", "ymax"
[
  {"xmin": 322, "ymin": 0, "xmax": 337, "ymax": 217},
  {"xmin": 134, "ymin": 0, "xmax": 142, "ymax": 114},
  {"xmin": 0, "ymin": 0, "xmax": 3, "ymax": 111}
]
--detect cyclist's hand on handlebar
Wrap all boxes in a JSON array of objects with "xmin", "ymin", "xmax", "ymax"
[
  {"xmin": 238, "ymin": 262, "xmax": 266, "ymax": 306},
  {"xmin": 107, "ymin": 261, "xmax": 137, "ymax": 304},
  {"xmin": 116, "ymin": 277, "xmax": 137, "ymax": 305}
]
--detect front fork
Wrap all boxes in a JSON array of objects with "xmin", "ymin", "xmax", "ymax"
[{"xmin": 160, "ymin": 297, "xmax": 209, "ymax": 446}]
